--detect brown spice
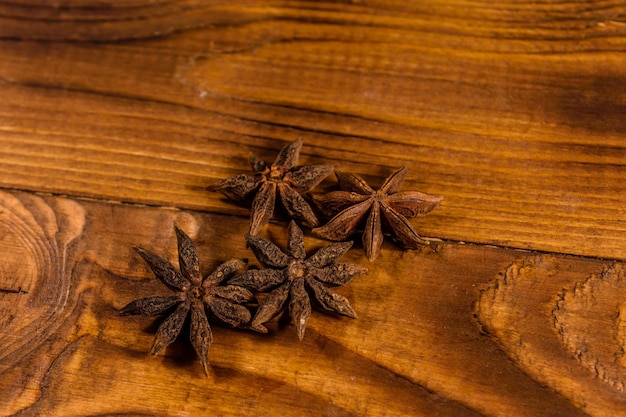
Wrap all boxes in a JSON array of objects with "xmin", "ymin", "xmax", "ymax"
[
  {"xmin": 313, "ymin": 167, "xmax": 443, "ymax": 261},
  {"xmin": 120, "ymin": 226, "xmax": 252, "ymax": 375},
  {"xmin": 207, "ymin": 139, "xmax": 334, "ymax": 235},
  {"xmin": 229, "ymin": 221, "xmax": 367, "ymax": 340}
]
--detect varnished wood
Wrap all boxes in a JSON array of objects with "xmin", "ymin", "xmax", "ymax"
[
  {"xmin": 0, "ymin": 1, "xmax": 625, "ymax": 260},
  {"xmin": 0, "ymin": 190, "xmax": 610, "ymax": 417},
  {"xmin": 476, "ymin": 258, "xmax": 626, "ymax": 416},
  {"xmin": 1, "ymin": 1, "xmax": 626, "ymax": 416}
]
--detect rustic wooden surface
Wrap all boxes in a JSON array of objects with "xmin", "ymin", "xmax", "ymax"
[{"xmin": 1, "ymin": 1, "xmax": 625, "ymax": 416}]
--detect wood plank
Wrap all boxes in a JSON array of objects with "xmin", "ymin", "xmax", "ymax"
[
  {"xmin": 1, "ymin": 3, "xmax": 626, "ymax": 416},
  {"xmin": 1, "ymin": 2, "xmax": 625, "ymax": 260},
  {"xmin": 475, "ymin": 258, "xmax": 626, "ymax": 416},
  {"xmin": 1, "ymin": 189, "xmax": 621, "ymax": 416}
]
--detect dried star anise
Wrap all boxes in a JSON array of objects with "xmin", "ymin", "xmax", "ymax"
[
  {"xmin": 207, "ymin": 139, "xmax": 334, "ymax": 235},
  {"xmin": 229, "ymin": 220, "xmax": 366, "ymax": 340},
  {"xmin": 312, "ymin": 167, "xmax": 443, "ymax": 261},
  {"xmin": 120, "ymin": 226, "xmax": 253, "ymax": 375}
]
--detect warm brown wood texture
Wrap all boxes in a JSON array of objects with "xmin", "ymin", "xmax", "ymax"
[{"xmin": 1, "ymin": 1, "xmax": 625, "ymax": 416}]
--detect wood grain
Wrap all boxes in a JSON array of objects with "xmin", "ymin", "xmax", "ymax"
[
  {"xmin": 1, "ymin": 1, "xmax": 626, "ymax": 416},
  {"xmin": 0, "ymin": 189, "xmax": 613, "ymax": 417},
  {"xmin": 0, "ymin": 1, "xmax": 625, "ymax": 259},
  {"xmin": 475, "ymin": 258, "xmax": 626, "ymax": 416}
]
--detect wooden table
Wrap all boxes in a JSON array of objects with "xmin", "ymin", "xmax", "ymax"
[{"xmin": 1, "ymin": 2, "xmax": 625, "ymax": 416}]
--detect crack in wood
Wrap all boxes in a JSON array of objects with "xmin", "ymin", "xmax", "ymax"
[{"xmin": 0, "ymin": 286, "xmax": 29, "ymax": 294}]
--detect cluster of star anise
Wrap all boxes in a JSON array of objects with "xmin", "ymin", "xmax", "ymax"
[
  {"xmin": 209, "ymin": 138, "xmax": 443, "ymax": 261},
  {"xmin": 121, "ymin": 139, "xmax": 442, "ymax": 375}
]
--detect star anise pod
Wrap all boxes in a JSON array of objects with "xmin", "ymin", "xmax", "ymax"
[
  {"xmin": 229, "ymin": 220, "xmax": 366, "ymax": 340},
  {"xmin": 120, "ymin": 226, "xmax": 253, "ymax": 375},
  {"xmin": 207, "ymin": 139, "xmax": 334, "ymax": 235},
  {"xmin": 312, "ymin": 167, "xmax": 443, "ymax": 261}
]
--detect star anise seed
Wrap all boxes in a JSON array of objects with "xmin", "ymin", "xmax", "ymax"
[
  {"xmin": 313, "ymin": 167, "xmax": 443, "ymax": 261},
  {"xmin": 229, "ymin": 220, "xmax": 366, "ymax": 340},
  {"xmin": 120, "ymin": 226, "xmax": 253, "ymax": 375},
  {"xmin": 207, "ymin": 139, "xmax": 334, "ymax": 235}
]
